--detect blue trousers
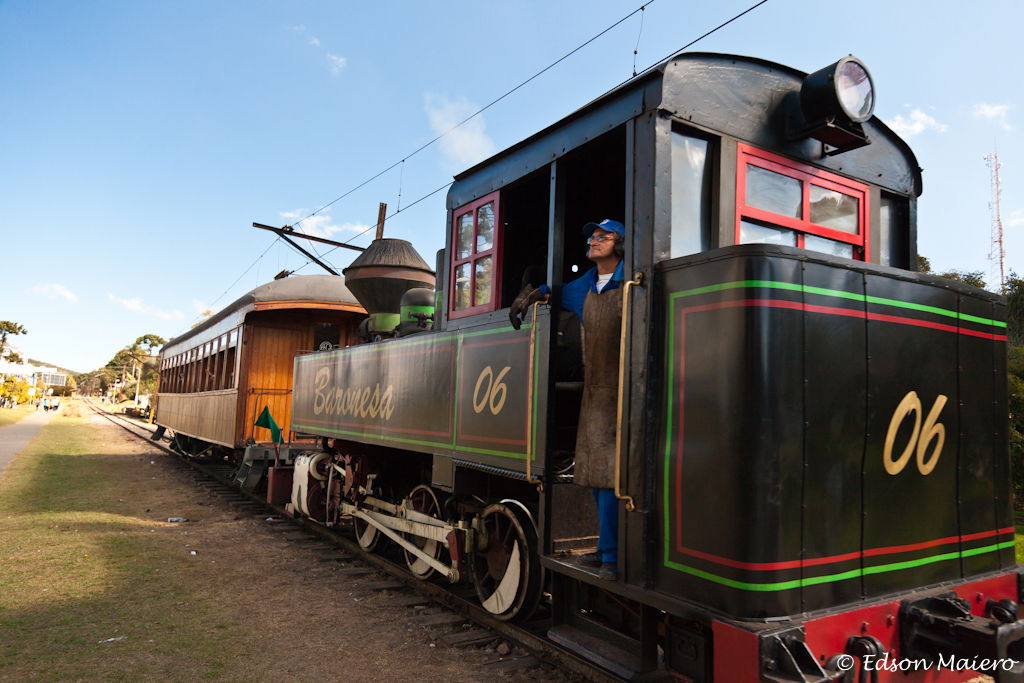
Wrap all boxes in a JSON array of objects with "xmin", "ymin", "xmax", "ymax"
[{"xmin": 593, "ymin": 487, "xmax": 618, "ymax": 563}]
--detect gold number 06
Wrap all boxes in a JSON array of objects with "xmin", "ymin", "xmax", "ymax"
[
  {"xmin": 883, "ymin": 391, "xmax": 948, "ymax": 476},
  {"xmin": 472, "ymin": 365, "xmax": 511, "ymax": 415}
]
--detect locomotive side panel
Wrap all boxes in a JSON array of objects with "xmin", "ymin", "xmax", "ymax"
[
  {"xmin": 861, "ymin": 276, "xmax": 961, "ymax": 595},
  {"xmin": 658, "ymin": 252, "xmax": 807, "ymax": 617},
  {"xmin": 800, "ymin": 261, "xmax": 867, "ymax": 612},
  {"xmin": 655, "ymin": 247, "xmax": 1009, "ymax": 619},
  {"xmin": 291, "ymin": 316, "xmax": 551, "ymax": 474},
  {"xmin": 957, "ymin": 294, "xmax": 1002, "ymax": 577}
]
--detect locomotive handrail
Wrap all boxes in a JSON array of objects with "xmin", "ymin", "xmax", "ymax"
[
  {"xmin": 525, "ymin": 297, "xmax": 549, "ymax": 490},
  {"xmin": 615, "ymin": 272, "xmax": 644, "ymax": 512}
]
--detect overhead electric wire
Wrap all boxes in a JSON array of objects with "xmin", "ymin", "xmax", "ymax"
[
  {"xmin": 625, "ymin": 0, "xmax": 769, "ymax": 86},
  {"xmin": 176, "ymin": 237, "xmax": 281, "ymax": 334},
  {"xmin": 290, "ymin": 0, "xmax": 656, "ymax": 232},
  {"xmin": 201, "ymin": 0, "xmax": 768, "ymax": 313},
  {"xmin": 290, "ymin": 180, "xmax": 454, "ymax": 275}
]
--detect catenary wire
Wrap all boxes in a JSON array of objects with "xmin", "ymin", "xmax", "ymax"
[
  {"xmin": 290, "ymin": 0, "xmax": 656, "ymax": 231},
  {"xmin": 202, "ymin": 0, "xmax": 768, "ymax": 314},
  {"xmin": 290, "ymin": 180, "xmax": 453, "ymax": 275},
  {"xmin": 178, "ymin": 237, "xmax": 280, "ymax": 332}
]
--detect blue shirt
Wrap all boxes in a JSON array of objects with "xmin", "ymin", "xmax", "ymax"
[{"xmin": 539, "ymin": 260, "xmax": 624, "ymax": 322}]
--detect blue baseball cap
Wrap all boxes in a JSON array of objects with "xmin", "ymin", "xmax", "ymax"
[{"xmin": 582, "ymin": 219, "xmax": 625, "ymax": 237}]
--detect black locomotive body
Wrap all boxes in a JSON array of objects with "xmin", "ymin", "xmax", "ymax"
[{"xmin": 281, "ymin": 53, "xmax": 1023, "ymax": 681}]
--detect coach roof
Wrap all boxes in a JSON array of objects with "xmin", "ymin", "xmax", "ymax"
[{"xmin": 162, "ymin": 274, "xmax": 361, "ymax": 354}]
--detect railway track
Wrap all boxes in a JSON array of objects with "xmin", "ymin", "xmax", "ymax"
[{"xmin": 84, "ymin": 399, "xmax": 621, "ymax": 682}]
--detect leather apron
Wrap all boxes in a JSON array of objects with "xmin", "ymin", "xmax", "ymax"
[{"xmin": 573, "ymin": 286, "xmax": 623, "ymax": 489}]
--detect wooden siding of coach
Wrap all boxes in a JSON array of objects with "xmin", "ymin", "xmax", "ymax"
[
  {"xmin": 156, "ymin": 302, "xmax": 363, "ymax": 449},
  {"xmin": 234, "ymin": 305, "xmax": 362, "ymax": 447}
]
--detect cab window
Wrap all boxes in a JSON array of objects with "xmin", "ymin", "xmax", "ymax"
[
  {"xmin": 736, "ymin": 144, "xmax": 869, "ymax": 260},
  {"xmin": 449, "ymin": 191, "xmax": 500, "ymax": 319}
]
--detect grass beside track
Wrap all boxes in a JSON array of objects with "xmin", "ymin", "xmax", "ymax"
[
  {"xmin": 0, "ymin": 404, "xmax": 35, "ymax": 428},
  {"xmin": 0, "ymin": 412, "xmax": 244, "ymax": 681}
]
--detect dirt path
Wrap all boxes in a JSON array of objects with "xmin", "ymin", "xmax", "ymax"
[
  {"xmin": 0, "ymin": 410, "xmax": 51, "ymax": 477},
  {"xmin": 0, "ymin": 411, "xmax": 571, "ymax": 682}
]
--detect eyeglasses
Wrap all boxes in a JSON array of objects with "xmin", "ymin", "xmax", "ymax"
[{"xmin": 586, "ymin": 234, "xmax": 616, "ymax": 244}]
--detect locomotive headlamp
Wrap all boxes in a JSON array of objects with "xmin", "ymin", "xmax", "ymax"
[
  {"xmin": 793, "ymin": 56, "xmax": 875, "ymax": 155},
  {"xmin": 834, "ymin": 59, "xmax": 874, "ymax": 122}
]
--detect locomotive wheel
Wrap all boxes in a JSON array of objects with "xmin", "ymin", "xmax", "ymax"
[
  {"xmin": 353, "ymin": 513, "xmax": 380, "ymax": 551},
  {"xmin": 403, "ymin": 485, "xmax": 443, "ymax": 579},
  {"xmin": 470, "ymin": 502, "xmax": 542, "ymax": 621}
]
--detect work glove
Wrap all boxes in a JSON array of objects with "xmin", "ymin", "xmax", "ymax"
[{"xmin": 509, "ymin": 284, "xmax": 545, "ymax": 330}]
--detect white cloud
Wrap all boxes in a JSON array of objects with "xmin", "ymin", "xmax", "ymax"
[
  {"xmin": 973, "ymin": 103, "xmax": 1014, "ymax": 132},
  {"xmin": 308, "ymin": 36, "xmax": 320, "ymax": 47},
  {"xmin": 1008, "ymin": 210, "xmax": 1024, "ymax": 228},
  {"xmin": 327, "ymin": 53, "xmax": 347, "ymax": 76},
  {"xmin": 279, "ymin": 209, "xmax": 370, "ymax": 240},
  {"xmin": 885, "ymin": 108, "xmax": 949, "ymax": 138},
  {"xmin": 28, "ymin": 283, "xmax": 78, "ymax": 303},
  {"xmin": 288, "ymin": 24, "xmax": 305, "ymax": 32},
  {"xmin": 424, "ymin": 93, "xmax": 495, "ymax": 168},
  {"xmin": 107, "ymin": 293, "xmax": 183, "ymax": 320}
]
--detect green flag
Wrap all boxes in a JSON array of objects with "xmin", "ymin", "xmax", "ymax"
[{"xmin": 254, "ymin": 406, "xmax": 283, "ymax": 444}]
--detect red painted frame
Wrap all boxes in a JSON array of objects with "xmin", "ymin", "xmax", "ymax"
[
  {"xmin": 735, "ymin": 144, "xmax": 870, "ymax": 260},
  {"xmin": 449, "ymin": 191, "xmax": 502, "ymax": 320}
]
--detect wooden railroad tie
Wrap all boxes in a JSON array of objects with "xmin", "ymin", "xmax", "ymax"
[{"xmin": 439, "ymin": 629, "xmax": 498, "ymax": 648}]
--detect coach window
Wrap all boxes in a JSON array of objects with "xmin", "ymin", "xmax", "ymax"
[
  {"xmin": 670, "ymin": 129, "xmax": 713, "ymax": 258},
  {"xmin": 226, "ymin": 328, "xmax": 239, "ymax": 389},
  {"xmin": 450, "ymin": 191, "xmax": 500, "ymax": 319},
  {"xmin": 736, "ymin": 144, "xmax": 868, "ymax": 260}
]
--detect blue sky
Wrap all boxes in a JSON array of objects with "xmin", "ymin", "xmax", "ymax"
[{"xmin": 2, "ymin": 0, "xmax": 1021, "ymax": 372}]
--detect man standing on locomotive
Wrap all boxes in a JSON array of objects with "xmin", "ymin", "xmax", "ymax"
[{"xmin": 511, "ymin": 218, "xmax": 625, "ymax": 581}]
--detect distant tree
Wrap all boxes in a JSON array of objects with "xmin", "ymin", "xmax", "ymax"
[
  {"xmin": 1008, "ymin": 346, "xmax": 1024, "ymax": 507},
  {"xmin": 6, "ymin": 352, "xmax": 22, "ymax": 365},
  {"xmin": 1006, "ymin": 272, "xmax": 1024, "ymax": 347},
  {"xmin": 916, "ymin": 255, "xmax": 932, "ymax": 273},
  {"xmin": 0, "ymin": 377, "xmax": 30, "ymax": 404},
  {"xmin": 0, "ymin": 321, "xmax": 27, "ymax": 356},
  {"xmin": 935, "ymin": 269, "xmax": 987, "ymax": 289},
  {"xmin": 132, "ymin": 334, "xmax": 166, "ymax": 356}
]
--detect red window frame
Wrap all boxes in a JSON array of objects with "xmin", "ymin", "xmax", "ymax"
[
  {"xmin": 449, "ymin": 191, "xmax": 502, "ymax": 319},
  {"xmin": 735, "ymin": 143, "xmax": 870, "ymax": 260}
]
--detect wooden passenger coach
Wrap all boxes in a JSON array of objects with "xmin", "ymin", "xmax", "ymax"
[{"xmin": 156, "ymin": 275, "xmax": 364, "ymax": 453}]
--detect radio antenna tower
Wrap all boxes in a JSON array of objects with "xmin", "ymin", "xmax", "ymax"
[{"xmin": 985, "ymin": 152, "xmax": 1006, "ymax": 293}]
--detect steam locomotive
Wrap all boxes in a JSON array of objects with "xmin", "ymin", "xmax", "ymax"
[{"xmin": 158, "ymin": 53, "xmax": 1024, "ymax": 681}]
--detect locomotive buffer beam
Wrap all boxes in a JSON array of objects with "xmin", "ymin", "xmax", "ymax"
[
  {"xmin": 899, "ymin": 592, "xmax": 1024, "ymax": 682},
  {"xmin": 341, "ymin": 501, "xmax": 462, "ymax": 582}
]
